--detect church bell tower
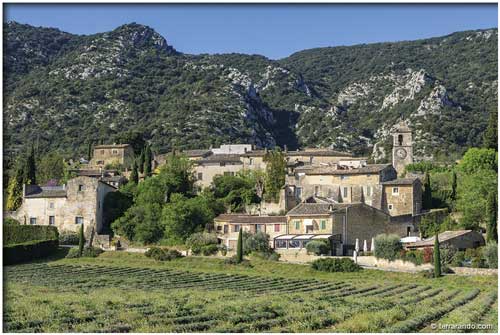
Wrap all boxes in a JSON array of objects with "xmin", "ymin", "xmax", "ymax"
[{"xmin": 392, "ymin": 121, "xmax": 413, "ymax": 176}]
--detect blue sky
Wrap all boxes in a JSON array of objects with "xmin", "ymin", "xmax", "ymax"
[{"xmin": 4, "ymin": 4, "xmax": 498, "ymax": 59}]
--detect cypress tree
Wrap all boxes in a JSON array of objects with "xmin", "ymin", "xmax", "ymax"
[
  {"xmin": 6, "ymin": 163, "xmax": 25, "ymax": 211},
  {"xmin": 433, "ymin": 232, "xmax": 441, "ymax": 278},
  {"xmin": 486, "ymin": 190, "xmax": 498, "ymax": 243},
  {"xmin": 130, "ymin": 161, "xmax": 139, "ymax": 184},
  {"xmin": 24, "ymin": 144, "xmax": 37, "ymax": 185},
  {"xmin": 138, "ymin": 149, "xmax": 145, "ymax": 174},
  {"xmin": 144, "ymin": 144, "xmax": 152, "ymax": 176},
  {"xmin": 483, "ymin": 108, "xmax": 498, "ymax": 150},
  {"xmin": 423, "ymin": 172, "xmax": 432, "ymax": 210},
  {"xmin": 236, "ymin": 228, "xmax": 243, "ymax": 263},
  {"xmin": 87, "ymin": 141, "xmax": 93, "ymax": 161},
  {"xmin": 78, "ymin": 224, "xmax": 85, "ymax": 257},
  {"xmin": 450, "ymin": 171, "xmax": 457, "ymax": 201}
]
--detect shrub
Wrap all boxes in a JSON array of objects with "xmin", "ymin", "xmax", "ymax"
[
  {"xmin": 3, "ymin": 218, "xmax": 20, "ymax": 225},
  {"xmin": 3, "ymin": 225, "xmax": 58, "ymax": 245},
  {"xmin": 306, "ymin": 240, "xmax": 330, "ymax": 256},
  {"xmin": 311, "ymin": 258, "xmax": 361, "ymax": 272},
  {"xmin": 200, "ymin": 244, "xmax": 219, "ymax": 256},
  {"xmin": 401, "ymin": 249, "xmax": 424, "ymax": 265},
  {"xmin": 374, "ymin": 234, "xmax": 402, "ymax": 261},
  {"xmin": 4, "ymin": 239, "xmax": 59, "ymax": 265},
  {"xmin": 145, "ymin": 247, "xmax": 183, "ymax": 261},
  {"xmin": 483, "ymin": 242, "xmax": 498, "ymax": 269},
  {"xmin": 219, "ymin": 245, "xmax": 228, "ymax": 256},
  {"xmin": 186, "ymin": 232, "xmax": 219, "ymax": 255},
  {"xmin": 249, "ymin": 251, "xmax": 281, "ymax": 261},
  {"xmin": 224, "ymin": 254, "xmax": 252, "ymax": 267},
  {"xmin": 243, "ymin": 231, "xmax": 271, "ymax": 255},
  {"xmin": 465, "ymin": 248, "xmax": 487, "ymax": 268},
  {"xmin": 65, "ymin": 246, "xmax": 104, "ymax": 258},
  {"xmin": 451, "ymin": 251, "xmax": 465, "ymax": 267},
  {"xmin": 59, "ymin": 231, "xmax": 79, "ymax": 245}
]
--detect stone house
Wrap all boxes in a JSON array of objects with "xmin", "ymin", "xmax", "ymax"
[
  {"xmin": 194, "ymin": 154, "xmax": 245, "ymax": 189},
  {"xmin": 404, "ymin": 230, "xmax": 485, "ymax": 251},
  {"xmin": 381, "ymin": 178, "xmax": 422, "ymax": 216},
  {"xmin": 8, "ymin": 176, "xmax": 116, "ymax": 238},
  {"xmin": 277, "ymin": 201, "xmax": 416, "ymax": 256},
  {"xmin": 90, "ymin": 144, "xmax": 135, "ymax": 169},
  {"xmin": 213, "ymin": 214, "xmax": 287, "ymax": 249}
]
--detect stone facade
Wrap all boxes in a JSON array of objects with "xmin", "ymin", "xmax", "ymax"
[
  {"xmin": 10, "ymin": 176, "xmax": 116, "ymax": 236},
  {"xmin": 381, "ymin": 178, "xmax": 422, "ymax": 216},
  {"xmin": 405, "ymin": 230, "xmax": 485, "ymax": 251},
  {"xmin": 90, "ymin": 144, "xmax": 135, "ymax": 169},
  {"xmin": 213, "ymin": 214, "xmax": 287, "ymax": 250}
]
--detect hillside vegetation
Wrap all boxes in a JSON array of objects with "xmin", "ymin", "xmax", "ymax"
[{"xmin": 3, "ymin": 22, "xmax": 497, "ymax": 163}]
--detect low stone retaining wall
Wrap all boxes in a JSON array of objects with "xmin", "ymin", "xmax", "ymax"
[
  {"xmin": 450, "ymin": 267, "xmax": 498, "ymax": 276},
  {"xmin": 356, "ymin": 256, "xmax": 432, "ymax": 272}
]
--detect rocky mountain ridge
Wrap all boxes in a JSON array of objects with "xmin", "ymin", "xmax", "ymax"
[{"xmin": 3, "ymin": 21, "xmax": 497, "ymax": 163}]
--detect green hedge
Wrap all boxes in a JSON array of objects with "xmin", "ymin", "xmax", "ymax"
[
  {"xmin": 4, "ymin": 239, "xmax": 59, "ymax": 265},
  {"xmin": 4, "ymin": 225, "xmax": 59, "ymax": 245},
  {"xmin": 374, "ymin": 234, "xmax": 402, "ymax": 261},
  {"xmin": 311, "ymin": 258, "xmax": 361, "ymax": 272}
]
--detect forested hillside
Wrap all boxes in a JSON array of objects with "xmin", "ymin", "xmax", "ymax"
[{"xmin": 3, "ymin": 21, "xmax": 497, "ymax": 165}]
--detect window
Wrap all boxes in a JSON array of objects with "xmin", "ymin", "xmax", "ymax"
[
  {"xmin": 223, "ymin": 171, "xmax": 234, "ymax": 176},
  {"xmin": 314, "ymin": 185, "xmax": 320, "ymax": 196},
  {"xmin": 366, "ymin": 186, "xmax": 372, "ymax": 197},
  {"xmin": 320, "ymin": 220, "xmax": 326, "ymax": 230},
  {"xmin": 75, "ymin": 216, "xmax": 84, "ymax": 225},
  {"xmin": 392, "ymin": 187, "xmax": 399, "ymax": 195},
  {"xmin": 223, "ymin": 225, "xmax": 228, "ymax": 234},
  {"xmin": 249, "ymin": 158, "xmax": 253, "ymax": 165},
  {"xmin": 112, "ymin": 149, "xmax": 118, "ymax": 155},
  {"xmin": 220, "ymin": 162, "xmax": 226, "ymax": 167},
  {"xmin": 216, "ymin": 225, "xmax": 222, "ymax": 232},
  {"xmin": 49, "ymin": 202, "xmax": 54, "ymax": 209},
  {"xmin": 49, "ymin": 216, "xmax": 55, "ymax": 225},
  {"xmin": 29, "ymin": 217, "xmax": 37, "ymax": 225},
  {"xmin": 100, "ymin": 150, "xmax": 105, "ymax": 155},
  {"xmin": 275, "ymin": 240, "xmax": 287, "ymax": 249},
  {"xmin": 233, "ymin": 225, "xmax": 240, "ymax": 233},
  {"xmin": 398, "ymin": 134, "xmax": 403, "ymax": 146},
  {"xmin": 295, "ymin": 187, "xmax": 302, "ymax": 199},
  {"xmin": 78, "ymin": 184, "xmax": 85, "ymax": 191},
  {"xmin": 274, "ymin": 224, "xmax": 280, "ymax": 232},
  {"xmin": 388, "ymin": 204, "xmax": 393, "ymax": 210},
  {"xmin": 406, "ymin": 227, "xmax": 411, "ymax": 237},
  {"xmin": 256, "ymin": 224, "xmax": 264, "ymax": 232},
  {"xmin": 294, "ymin": 220, "xmax": 301, "ymax": 230},
  {"xmin": 343, "ymin": 187, "xmax": 348, "ymax": 198},
  {"xmin": 197, "ymin": 172, "xmax": 203, "ymax": 181},
  {"xmin": 289, "ymin": 240, "xmax": 301, "ymax": 248}
]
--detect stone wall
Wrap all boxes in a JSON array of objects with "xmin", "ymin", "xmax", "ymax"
[
  {"xmin": 450, "ymin": 267, "xmax": 498, "ymax": 276},
  {"xmin": 356, "ymin": 256, "xmax": 433, "ymax": 272}
]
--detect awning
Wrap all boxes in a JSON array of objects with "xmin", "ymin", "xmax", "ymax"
[
  {"xmin": 311, "ymin": 234, "xmax": 333, "ymax": 239},
  {"xmin": 294, "ymin": 234, "xmax": 315, "ymax": 240},
  {"xmin": 275, "ymin": 235, "xmax": 296, "ymax": 240},
  {"xmin": 304, "ymin": 219, "xmax": 314, "ymax": 227}
]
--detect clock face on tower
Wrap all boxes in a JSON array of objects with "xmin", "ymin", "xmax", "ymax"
[{"xmin": 396, "ymin": 148, "xmax": 407, "ymax": 159}]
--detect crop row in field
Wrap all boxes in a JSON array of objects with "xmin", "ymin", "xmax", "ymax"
[{"xmin": 3, "ymin": 262, "xmax": 497, "ymax": 333}]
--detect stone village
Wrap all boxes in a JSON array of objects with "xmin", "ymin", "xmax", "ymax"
[{"xmin": 6, "ymin": 120, "xmax": 485, "ymax": 259}]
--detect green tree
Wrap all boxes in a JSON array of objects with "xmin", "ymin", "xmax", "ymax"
[
  {"xmin": 6, "ymin": 163, "xmax": 25, "ymax": 211},
  {"xmin": 486, "ymin": 190, "xmax": 498, "ymax": 243},
  {"xmin": 78, "ymin": 224, "xmax": 85, "ymax": 257},
  {"xmin": 434, "ymin": 232, "xmax": 441, "ymax": 278},
  {"xmin": 456, "ymin": 170, "xmax": 497, "ymax": 230},
  {"xmin": 87, "ymin": 141, "xmax": 93, "ymax": 161},
  {"xmin": 458, "ymin": 148, "xmax": 497, "ymax": 175},
  {"xmin": 144, "ymin": 144, "xmax": 152, "ymax": 176},
  {"xmin": 422, "ymin": 172, "xmax": 432, "ymax": 210},
  {"xmin": 130, "ymin": 161, "xmax": 139, "ymax": 184},
  {"xmin": 138, "ymin": 149, "xmax": 145, "ymax": 174},
  {"xmin": 24, "ymin": 144, "xmax": 36, "ymax": 185},
  {"xmin": 263, "ymin": 149, "xmax": 286, "ymax": 203},
  {"xmin": 236, "ymin": 228, "xmax": 243, "ymax": 263},
  {"xmin": 483, "ymin": 108, "xmax": 497, "ymax": 150},
  {"xmin": 161, "ymin": 193, "xmax": 216, "ymax": 245},
  {"xmin": 450, "ymin": 171, "xmax": 457, "ymax": 201},
  {"xmin": 210, "ymin": 172, "xmax": 260, "ymax": 212},
  {"xmin": 37, "ymin": 152, "xmax": 65, "ymax": 185}
]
